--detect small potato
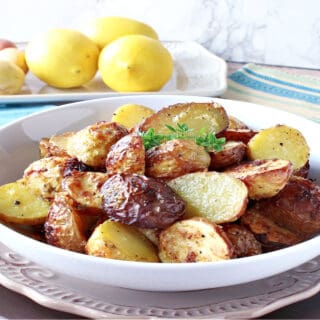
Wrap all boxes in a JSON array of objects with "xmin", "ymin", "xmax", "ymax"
[
  {"xmin": 159, "ymin": 217, "xmax": 233, "ymax": 263},
  {"xmin": 168, "ymin": 172, "xmax": 248, "ymax": 224},
  {"xmin": 218, "ymin": 129, "xmax": 258, "ymax": 144},
  {"xmin": 241, "ymin": 207, "xmax": 304, "ymax": 251},
  {"xmin": 222, "ymin": 223, "xmax": 262, "ymax": 257},
  {"xmin": 111, "ymin": 103, "xmax": 154, "ymax": 129},
  {"xmin": 50, "ymin": 122, "xmax": 128, "ymax": 168},
  {"xmin": 44, "ymin": 193, "xmax": 87, "ymax": 253},
  {"xmin": 101, "ymin": 174, "xmax": 185, "ymax": 229},
  {"xmin": 23, "ymin": 157, "xmax": 90, "ymax": 200},
  {"xmin": 247, "ymin": 125, "xmax": 310, "ymax": 171},
  {"xmin": 45, "ymin": 132, "xmax": 74, "ymax": 158},
  {"xmin": 146, "ymin": 139, "xmax": 210, "ymax": 179},
  {"xmin": 106, "ymin": 134, "xmax": 145, "ymax": 175},
  {"xmin": 0, "ymin": 179, "xmax": 50, "ymax": 225},
  {"xmin": 62, "ymin": 171, "xmax": 110, "ymax": 213},
  {"xmin": 228, "ymin": 115, "xmax": 249, "ymax": 130},
  {"xmin": 225, "ymin": 159, "xmax": 293, "ymax": 200},
  {"xmin": 252, "ymin": 176, "xmax": 320, "ymax": 236},
  {"xmin": 86, "ymin": 220, "xmax": 159, "ymax": 262},
  {"xmin": 210, "ymin": 141, "xmax": 247, "ymax": 170},
  {"xmin": 138, "ymin": 102, "xmax": 229, "ymax": 136}
]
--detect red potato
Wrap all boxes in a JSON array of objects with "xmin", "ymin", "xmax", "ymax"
[
  {"xmin": 225, "ymin": 159, "xmax": 293, "ymax": 200},
  {"xmin": 218, "ymin": 129, "xmax": 258, "ymax": 144},
  {"xmin": 0, "ymin": 39, "xmax": 16, "ymax": 51}
]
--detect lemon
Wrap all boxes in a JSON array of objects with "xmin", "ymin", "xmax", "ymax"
[
  {"xmin": 83, "ymin": 16, "xmax": 158, "ymax": 49},
  {"xmin": 112, "ymin": 103, "xmax": 154, "ymax": 128},
  {"xmin": 25, "ymin": 29, "xmax": 99, "ymax": 88},
  {"xmin": 0, "ymin": 48, "xmax": 28, "ymax": 73},
  {"xmin": 99, "ymin": 35, "xmax": 173, "ymax": 92},
  {"xmin": 0, "ymin": 60, "xmax": 25, "ymax": 94}
]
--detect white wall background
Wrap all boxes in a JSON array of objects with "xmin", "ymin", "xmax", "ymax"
[{"xmin": 2, "ymin": 0, "xmax": 320, "ymax": 68}]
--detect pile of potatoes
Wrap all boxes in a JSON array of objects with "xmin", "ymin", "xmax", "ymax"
[{"xmin": 0, "ymin": 101, "xmax": 318, "ymax": 264}]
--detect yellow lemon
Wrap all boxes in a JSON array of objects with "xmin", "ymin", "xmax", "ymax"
[
  {"xmin": 112, "ymin": 103, "xmax": 154, "ymax": 128},
  {"xmin": 83, "ymin": 16, "xmax": 158, "ymax": 49},
  {"xmin": 99, "ymin": 35, "xmax": 173, "ymax": 92},
  {"xmin": 0, "ymin": 48, "xmax": 28, "ymax": 73},
  {"xmin": 25, "ymin": 29, "xmax": 99, "ymax": 88},
  {"xmin": 0, "ymin": 60, "xmax": 25, "ymax": 94}
]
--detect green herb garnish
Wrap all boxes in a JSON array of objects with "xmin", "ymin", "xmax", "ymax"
[{"xmin": 139, "ymin": 123, "xmax": 226, "ymax": 151}]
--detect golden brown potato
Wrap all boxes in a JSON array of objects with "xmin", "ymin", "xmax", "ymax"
[
  {"xmin": 0, "ymin": 179, "xmax": 50, "ymax": 225},
  {"xmin": 247, "ymin": 125, "xmax": 310, "ymax": 171},
  {"xmin": 44, "ymin": 193, "xmax": 87, "ymax": 253},
  {"xmin": 105, "ymin": 134, "xmax": 145, "ymax": 175},
  {"xmin": 50, "ymin": 121, "xmax": 128, "ymax": 168},
  {"xmin": 101, "ymin": 174, "xmax": 185, "ymax": 229},
  {"xmin": 62, "ymin": 171, "xmax": 110, "ymax": 213},
  {"xmin": 146, "ymin": 139, "xmax": 210, "ymax": 179},
  {"xmin": 138, "ymin": 102, "xmax": 229, "ymax": 136},
  {"xmin": 167, "ymin": 172, "xmax": 248, "ymax": 224},
  {"xmin": 228, "ymin": 115, "xmax": 249, "ymax": 130},
  {"xmin": 210, "ymin": 141, "xmax": 247, "ymax": 170},
  {"xmin": 218, "ymin": 129, "xmax": 258, "ymax": 144},
  {"xmin": 225, "ymin": 159, "xmax": 293, "ymax": 200},
  {"xmin": 159, "ymin": 217, "xmax": 233, "ymax": 263},
  {"xmin": 241, "ymin": 207, "xmax": 304, "ymax": 251},
  {"xmin": 251, "ymin": 176, "xmax": 320, "ymax": 236},
  {"xmin": 23, "ymin": 156, "xmax": 74, "ymax": 199},
  {"xmin": 40, "ymin": 135, "xmax": 71, "ymax": 158},
  {"xmin": 222, "ymin": 223, "xmax": 262, "ymax": 257},
  {"xmin": 86, "ymin": 220, "xmax": 159, "ymax": 262}
]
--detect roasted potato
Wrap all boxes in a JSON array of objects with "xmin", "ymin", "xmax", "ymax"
[
  {"xmin": 159, "ymin": 217, "xmax": 233, "ymax": 263},
  {"xmin": 146, "ymin": 139, "xmax": 210, "ymax": 179},
  {"xmin": 50, "ymin": 121, "xmax": 128, "ymax": 168},
  {"xmin": 225, "ymin": 159, "xmax": 293, "ymax": 200},
  {"xmin": 111, "ymin": 103, "xmax": 154, "ymax": 129},
  {"xmin": 105, "ymin": 134, "xmax": 145, "ymax": 175},
  {"xmin": 62, "ymin": 171, "xmax": 110, "ymax": 213},
  {"xmin": 40, "ymin": 135, "xmax": 71, "ymax": 158},
  {"xmin": 167, "ymin": 172, "xmax": 248, "ymax": 224},
  {"xmin": 101, "ymin": 174, "xmax": 185, "ymax": 229},
  {"xmin": 86, "ymin": 220, "xmax": 159, "ymax": 262},
  {"xmin": 210, "ymin": 141, "xmax": 247, "ymax": 170},
  {"xmin": 138, "ymin": 102, "xmax": 229, "ymax": 136},
  {"xmin": 241, "ymin": 207, "xmax": 304, "ymax": 251},
  {"xmin": 247, "ymin": 125, "xmax": 310, "ymax": 171},
  {"xmin": 218, "ymin": 129, "xmax": 258, "ymax": 144},
  {"xmin": 0, "ymin": 179, "xmax": 50, "ymax": 225},
  {"xmin": 251, "ymin": 176, "xmax": 320, "ymax": 236},
  {"xmin": 44, "ymin": 193, "xmax": 87, "ymax": 253},
  {"xmin": 222, "ymin": 223, "xmax": 262, "ymax": 257},
  {"xmin": 228, "ymin": 115, "xmax": 249, "ymax": 130},
  {"xmin": 138, "ymin": 228, "xmax": 161, "ymax": 247}
]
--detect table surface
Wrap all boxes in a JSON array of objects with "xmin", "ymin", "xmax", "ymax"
[{"xmin": 1, "ymin": 61, "xmax": 320, "ymax": 319}]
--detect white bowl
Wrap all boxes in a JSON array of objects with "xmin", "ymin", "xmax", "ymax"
[{"xmin": 0, "ymin": 95, "xmax": 319, "ymax": 292}]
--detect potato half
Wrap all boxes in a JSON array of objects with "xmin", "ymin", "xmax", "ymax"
[{"xmin": 167, "ymin": 172, "xmax": 248, "ymax": 224}]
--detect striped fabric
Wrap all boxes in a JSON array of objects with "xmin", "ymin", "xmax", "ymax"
[{"xmin": 223, "ymin": 63, "xmax": 320, "ymax": 123}]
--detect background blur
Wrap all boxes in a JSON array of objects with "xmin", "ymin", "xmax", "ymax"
[{"xmin": 2, "ymin": 0, "xmax": 320, "ymax": 69}]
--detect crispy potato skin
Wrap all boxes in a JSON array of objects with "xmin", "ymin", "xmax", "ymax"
[
  {"xmin": 101, "ymin": 174, "xmax": 185, "ymax": 229},
  {"xmin": 225, "ymin": 159, "xmax": 293, "ymax": 200},
  {"xmin": 138, "ymin": 102, "xmax": 229, "ymax": 136},
  {"xmin": 222, "ymin": 223, "xmax": 262, "ymax": 257},
  {"xmin": 159, "ymin": 217, "xmax": 233, "ymax": 263},
  {"xmin": 210, "ymin": 141, "xmax": 247, "ymax": 171},
  {"xmin": 218, "ymin": 129, "xmax": 258, "ymax": 144},
  {"xmin": 62, "ymin": 171, "xmax": 110, "ymax": 213},
  {"xmin": 52, "ymin": 121, "xmax": 128, "ymax": 168},
  {"xmin": 228, "ymin": 116, "xmax": 249, "ymax": 130},
  {"xmin": 106, "ymin": 134, "xmax": 145, "ymax": 175},
  {"xmin": 241, "ymin": 207, "xmax": 304, "ymax": 251},
  {"xmin": 253, "ymin": 176, "xmax": 320, "ymax": 236},
  {"xmin": 43, "ymin": 133, "xmax": 73, "ymax": 158},
  {"xmin": 44, "ymin": 193, "xmax": 87, "ymax": 253},
  {"xmin": 146, "ymin": 139, "xmax": 210, "ymax": 179}
]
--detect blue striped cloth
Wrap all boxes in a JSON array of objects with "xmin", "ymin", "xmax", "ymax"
[
  {"xmin": 223, "ymin": 63, "xmax": 320, "ymax": 123},
  {"xmin": 0, "ymin": 104, "xmax": 55, "ymax": 127}
]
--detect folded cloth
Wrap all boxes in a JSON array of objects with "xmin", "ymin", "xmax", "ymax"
[
  {"xmin": 0, "ymin": 104, "xmax": 56, "ymax": 127},
  {"xmin": 222, "ymin": 63, "xmax": 320, "ymax": 123}
]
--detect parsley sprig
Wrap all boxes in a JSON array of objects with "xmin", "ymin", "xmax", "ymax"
[{"xmin": 139, "ymin": 123, "xmax": 226, "ymax": 151}]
